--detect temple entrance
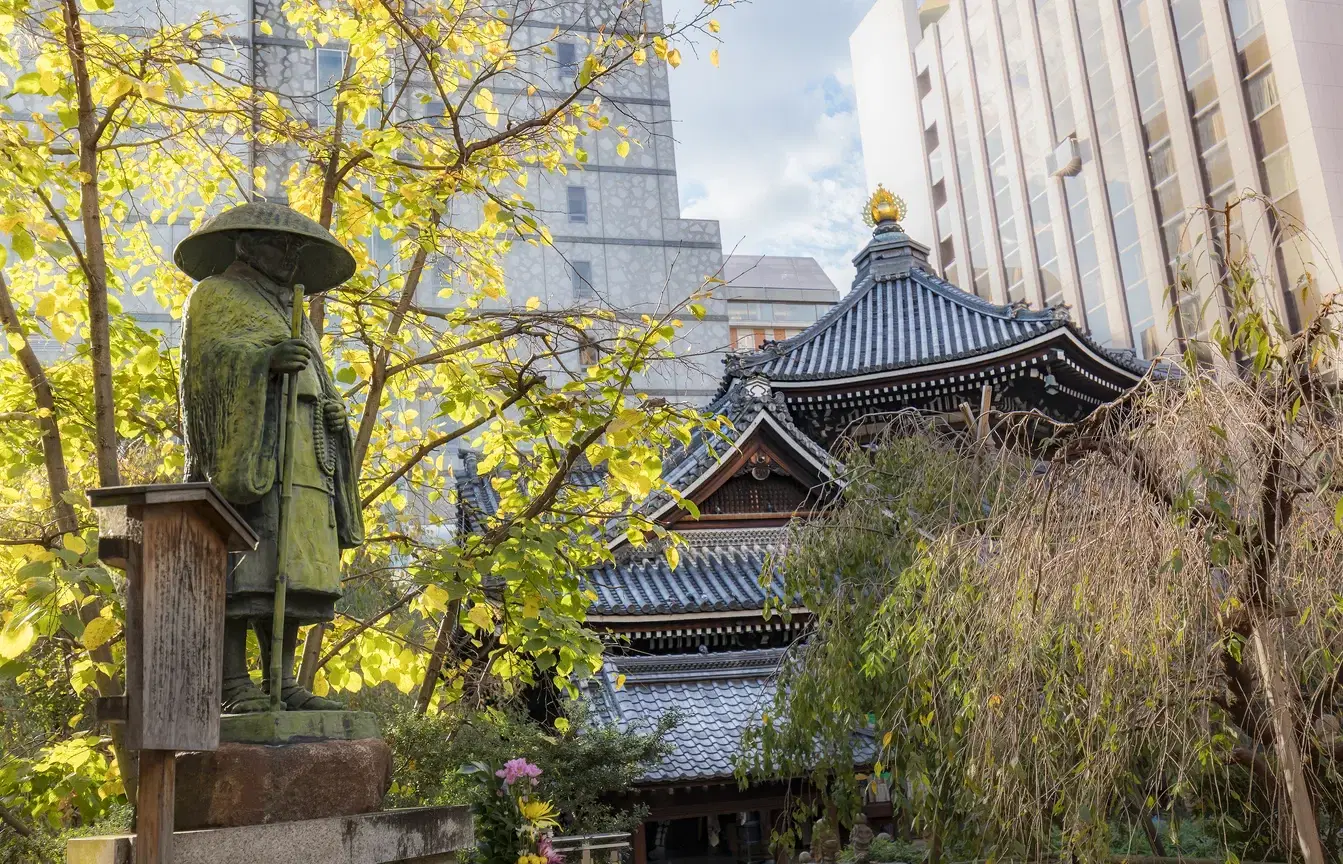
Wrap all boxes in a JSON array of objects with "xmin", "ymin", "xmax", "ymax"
[{"xmin": 644, "ymin": 813, "xmax": 773, "ymax": 864}]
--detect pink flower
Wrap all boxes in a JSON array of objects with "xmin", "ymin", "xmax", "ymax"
[
  {"xmin": 496, "ymin": 758, "xmax": 543, "ymax": 786},
  {"xmin": 539, "ymin": 833, "xmax": 565, "ymax": 864}
]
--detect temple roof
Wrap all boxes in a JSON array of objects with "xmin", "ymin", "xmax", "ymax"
[
  {"xmin": 588, "ymin": 529, "xmax": 788, "ymax": 617},
  {"xmin": 732, "ymin": 266, "xmax": 1062, "ymax": 381},
  {"xmin": 586, "ymin": 648, "xmax": 785, "ymax": 783},
  {"xmin": 627, "ymin": 377, "xmax": 840, "ymax": 534},
  {"xmin": 724, "ymin": 224, "xmax": 1149, "ymax": 391}
]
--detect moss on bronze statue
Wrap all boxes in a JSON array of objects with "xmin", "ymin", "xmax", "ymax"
[{"xmin": 176, "ymin": 202, "xmax": 364, "ymax": 714}]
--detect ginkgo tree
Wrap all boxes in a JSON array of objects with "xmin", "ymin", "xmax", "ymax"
[{"xmin": 0, "ymin": 0, "xmax": 732, "ymax": 846}]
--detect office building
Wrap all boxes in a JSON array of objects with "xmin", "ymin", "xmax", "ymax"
[
  {"xmin": 852, "ymin": 0, "xmax": 1343, "ymax": 357},
  {"xmin": 720, "ymin": 255, "xmax": 841, "ymax": 352}
]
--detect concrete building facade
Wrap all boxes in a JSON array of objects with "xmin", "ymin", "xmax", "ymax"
[{"xmin": 852, "ymin": 0, "xmax": 1343, "ymax": 358}]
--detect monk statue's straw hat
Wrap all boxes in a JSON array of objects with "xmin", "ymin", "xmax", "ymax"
[{"xmin": 174, "ymin": 201, "xmax": 356, "ymax": 293}]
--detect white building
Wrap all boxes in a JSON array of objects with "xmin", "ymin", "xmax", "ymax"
[{"xmin": 852, "ymin": 0, "xmax": 1343, "ymax": 357}]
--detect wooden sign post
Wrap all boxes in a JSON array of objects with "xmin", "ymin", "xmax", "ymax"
[{"xmin": 88, "ymin": 483, "xmax": 258, "ymax": 864}]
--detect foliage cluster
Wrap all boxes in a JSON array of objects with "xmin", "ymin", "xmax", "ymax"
[
  {"xmin": 383, "ymin": 703, "xmax": 674, "ymax": 836},
  {"xmin": 747, "ymin": 230, "xmax": 1343, "ymax": 862}
]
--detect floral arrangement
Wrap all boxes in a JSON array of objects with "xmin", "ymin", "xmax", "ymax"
[{"xmin": 463, "ymin": 758, "xmax": 565, "ymax": 864}]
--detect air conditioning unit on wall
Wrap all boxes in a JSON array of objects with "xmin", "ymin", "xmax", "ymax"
[{"xmin": 1049, "ymin": 135, "xmax": 1083, "ymax": 177}]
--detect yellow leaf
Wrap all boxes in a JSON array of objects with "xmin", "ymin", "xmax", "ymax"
[
  {"xmin": 63, "ymin": 533, "xmax": 86, "ymax": 555},
  {"xmin": 523, "ymin": 594, "xmax": 540, "ymax": 618},
  {"xmin": 526, "ymin": 296, "xmax": 541, "ymax": 311},
  {"xmin": 632, "ymin": 47, "xmax": 646, "ymax": 66},
  {"xmin": 664, "ymin": 544, "xmax": 680, "ymax": 571},
  {"xmin": 422, "ymin": 583, "xmax": 450, "ymax": 614},
  {"xmin": 106, "ymin": 75, "xmax": 135, "ymax": 102},
  {"xmin": 6, "ymin": 332, "xmax": 25, "ymax": 352},
  {"xmin": 0, "ymin": 622, "xmax": 35, "ymax": 659},
  {"xmin": 666, "ymin": 48, "xmax": 682, "ymax": 69},
  {"xmin": 710, "ymin": 49, "xmax": 720, "ymax": 67},
  {"xmin": 82, "ymin": 617, "xmax": 119, "ymax": 651},
  {"xmin": 35, "ymin": 293, "xmax": 56, "ymax": 318},
  {"xmin": 615, "ymin": 673, "xmax": 626, "ymax": 690},
  {"xmin": 467, "ymin": 603, "xmax": 493, "ymax": 631},
  {"xmin": 258, "ymin": 20, "xmax": 273, "ymax": 35},
  {"xmin": 616, "ymin": 140, "xmax": 630, "ymax": 159},
  {"xmin": 882, "ymin": 731, "xmax": 893, "ymax": 748},
  {"xmin": 139, "ymin": 80, "xmax": 166, "ymax": 101},
  {"xmin": 709, "ymin": 19, "xmax": 720, "ymax": 33},
  {"xmin": 211, "ymin": 58, "xmax": 226, "ymax": 73},
  {"xmin": 133, "ymin": 345, "xmax": 159, "ymax": 375}
]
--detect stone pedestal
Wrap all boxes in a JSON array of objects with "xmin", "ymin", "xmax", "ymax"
[
  {"xmin": 66, "ymin": 805, "xmax": 473, "ymax": 864},
  {"xmin": 175, "ymin": 711, "xmax": 390, "ymax": 831}
]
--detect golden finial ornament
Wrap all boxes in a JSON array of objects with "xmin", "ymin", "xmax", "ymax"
[{"xmin": 863, "ymin": 184, "xmax": 907, "ymax": 228}]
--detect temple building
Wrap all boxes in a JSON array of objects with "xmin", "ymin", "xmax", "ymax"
[{"xmin": 459, "ymin": 190, "xmax": 1150, "ymax": 864}]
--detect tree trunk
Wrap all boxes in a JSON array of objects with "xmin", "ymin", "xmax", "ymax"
[
  {"xmin": 0, "ymin": 274, "xmax": 77, "ymax": 535},
  {"xmin": 1252, "ymin": 625, "xmax": 1325, "ymax": 863},
  {"xmin": 0, "ymin": 277, "xmax": 135, "ymax": 799},
  {"xmin": 415, "ymin": 599, "xmax": 461, "ymax": 714},
  {"xmin": 296, "ymin": 624, "xmax": 325, "ymax": 690},
  {"xmin": 60, "ymin": 0, "xmax": 119, "ymax": 488}
]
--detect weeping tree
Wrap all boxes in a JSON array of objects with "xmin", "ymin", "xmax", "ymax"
[{"xmin": 746, "ymin": 223, "xmax": 1343, "ymax": 862}]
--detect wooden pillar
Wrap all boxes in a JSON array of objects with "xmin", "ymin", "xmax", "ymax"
[
  {"xmin": 135, "ymin": 749, "xmax": 176, "ymax": 864},
  {"xmin": 633, "ymin": 822, "xmax": 648, "ymax": 864}
]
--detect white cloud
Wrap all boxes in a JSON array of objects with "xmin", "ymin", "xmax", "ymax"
[{"xmin": 662, "ymin": 0, "xmax": 876, "ymax": 292}]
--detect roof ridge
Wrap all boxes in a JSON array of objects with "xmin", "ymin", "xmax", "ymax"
[{"xmin": 908, "ymin": 267, "xmax": 1061, "ymax": 322}]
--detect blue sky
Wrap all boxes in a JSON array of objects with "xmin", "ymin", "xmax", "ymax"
[{"xmin": 662, "ymin": 0, "xmax": 877, "ymax": 293}]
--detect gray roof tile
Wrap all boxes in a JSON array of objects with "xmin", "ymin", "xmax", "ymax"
[
  {"xmin": 588, "ymin": 649, "xmax": 785, "ymax": 783},
  {"xmin": 588, "ymin": 535, "xmax": 787, "ymax": 615}
]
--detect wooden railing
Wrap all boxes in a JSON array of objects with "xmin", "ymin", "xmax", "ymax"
[{"xmin": 552, "ymin": 832, "xmax": 633, "ymax": 864}]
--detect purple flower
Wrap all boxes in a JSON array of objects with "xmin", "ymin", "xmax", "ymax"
[{"xmin": 496, "ymin": 758, "xmax": 543, "ymax": 786}]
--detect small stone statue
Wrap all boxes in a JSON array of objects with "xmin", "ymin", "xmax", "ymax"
[
  {"xmin": 176, "ymin": 201, "xmax": 364, "ymax": 713},
  {"xmin": 797, "ymin": 853, "xmax": 812, "ymax": 864},
  {"xmin": 811, "ymin": 817, "xmax": 839, "ymax": 864},
  {"xmin": 850, "ymin": 814, "xmax": 875, "ymax": 864}
]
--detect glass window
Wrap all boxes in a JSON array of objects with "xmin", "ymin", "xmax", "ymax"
[
  {"xmin": 316, "ymin": 48, "xmax": 346, "ymax": 127},
  {"xmin": 1227, "ymin": 0, "xmax": 1263, "ymax": 49},
  {"xmin": 571, "ymin": 260, "xmax": 595, "ymax": 301},
  {"xmin": 557, "ymin": 42, "xmax": 580, "ymax": 85},
  {"xmin": 1253, "ymin": 105, "xmax": 1289, "ymax": 155},
  {"xmin": 773, "ymin": 304, "xmax": 818, "ymax": 324},
  {"xmin": 1245, "ymin": 68, "xmax": 1279, "ymax": 116},
  {"xmin": 1264, "ymin": 149, "xmax": 1297, "ymax": 199},
  {"xmin": 1113, "ymin": 208, "xmax": 1139, "ymax": 252},
  {"xmin": 1203, "ymin": 146, "xmax": 1234, "ymax": 193},
  {"xmin": 1035, "ymin": 0, "xmax": 1074, "ymax": 137},
  {"xmin": 566, "ymin": 186, "xmax": 588, "ymax": 223}
]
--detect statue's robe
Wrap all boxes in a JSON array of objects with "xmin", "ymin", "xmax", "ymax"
[{"xmin": 181, "ymin": 261, "xmax": 363, "ymax": 623}]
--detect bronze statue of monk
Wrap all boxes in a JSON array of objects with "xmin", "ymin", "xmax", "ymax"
[{"xmin": 175, "ymin": 201, "xmax": 364, "ymax": 713}]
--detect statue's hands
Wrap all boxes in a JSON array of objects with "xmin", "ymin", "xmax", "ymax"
[
  {"xmin": 323, "ymin": 401, "xmax": 348, "ymax": 430},
  {"xmin": 268, "ymin": 338, "xmax": 311, "ymax": 374}
]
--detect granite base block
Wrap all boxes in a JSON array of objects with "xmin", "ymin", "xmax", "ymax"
[
  {"xmin": 175, "ymin": 737, "xmax": 392, "ymax": 830},
  {"xmin": 66, "ymin": 805, "xmax": 474, "ymax": 864},
  {"xmin": 220, "ymin": 710, "xmax": 380, "ymax": 744}
]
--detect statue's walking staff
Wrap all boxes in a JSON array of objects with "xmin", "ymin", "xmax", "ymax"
[{"xmin": 270, "ymin": 283, "xmax": 305, "ymax": 712}]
